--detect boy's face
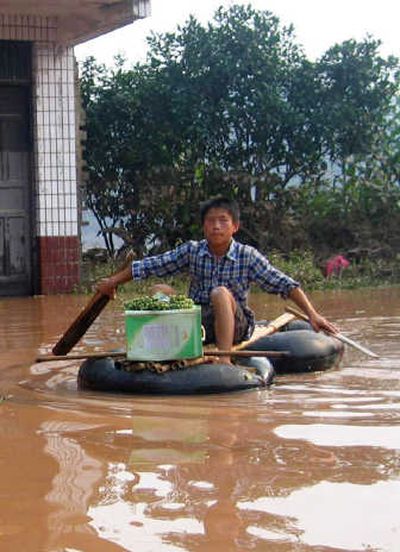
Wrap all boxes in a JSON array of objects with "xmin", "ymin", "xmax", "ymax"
[{"xmin": 202, "ymin": 207, "xmax": 239, "ymax": 249}]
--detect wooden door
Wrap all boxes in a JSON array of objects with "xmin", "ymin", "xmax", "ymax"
[{"xmin": 0, "ymin": 86, "xmax": 32, "ymax": 296}]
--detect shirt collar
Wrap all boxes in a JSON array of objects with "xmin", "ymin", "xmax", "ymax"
[
  {"xmin": 226, "ymin": 239, "xmax": 239, "ymax": 261},
  {"xmin": 199, "ymin": 238, "xmax": 238, "ymax": 261}
]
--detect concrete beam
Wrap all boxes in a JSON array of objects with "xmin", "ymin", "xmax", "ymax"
[{"xmin": 0, "ymin": 0, "xmax": 151, "ymax": 45}]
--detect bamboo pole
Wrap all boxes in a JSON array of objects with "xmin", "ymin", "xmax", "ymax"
[
  {"xmin": 41, "ymin": 310, "xmax": 296, "ymax": 364},
  {"xmin": 35, "ymin": 349, "xmax": 289, "ymax": 363}
]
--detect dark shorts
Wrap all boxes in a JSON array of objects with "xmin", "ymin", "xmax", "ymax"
[{"xmin": 201, "ymin": 302, "xmax": 249, "ymax": 345}]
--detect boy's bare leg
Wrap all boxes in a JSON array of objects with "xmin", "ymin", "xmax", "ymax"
[{"xmin": 210, "ymin": 286, "xmax": 236, "ymax": 364}]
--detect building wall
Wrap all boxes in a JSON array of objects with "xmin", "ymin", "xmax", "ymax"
[{"xmin": 0, "ymin": 14, "xmax": 80, "ymax": 293}]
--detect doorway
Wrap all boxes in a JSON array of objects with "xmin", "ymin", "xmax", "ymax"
[{"xmin": 0, "ymin": 85, "xmax": 33, "ymax": 296}]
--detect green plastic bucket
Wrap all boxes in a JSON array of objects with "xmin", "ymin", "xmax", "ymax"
[{"xmin": 124, "ymin": 306, "xmax": 203, "ymax": 361}]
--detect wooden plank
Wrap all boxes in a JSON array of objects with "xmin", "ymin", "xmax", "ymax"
[
  {"xmin": 52, "ymin": 251, "xmax": 134, "ymax": 355},
  {"xmin": 52, "ymin": 291, "xmax": 111, "ymax": 355}
]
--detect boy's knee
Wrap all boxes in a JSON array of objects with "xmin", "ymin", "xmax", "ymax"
[
  {"xmin": 210, "ymin": 286, "xmax": 235, "ymax": 306},
  {"xmin": 210, "ymin": 285, "xmax": 228, "ymax": 298}
]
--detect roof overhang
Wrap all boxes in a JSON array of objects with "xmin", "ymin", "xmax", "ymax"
[{"xmin": 0, "ymin": 0, "xmax": 151, "ymax": 45}]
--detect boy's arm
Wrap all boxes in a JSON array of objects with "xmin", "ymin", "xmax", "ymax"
[
  {"xmin": 96, "ymin": 265, "xmax": 133, "ymax": 298},
  {"xmin": 96, "ymin": 242, "xmax": 192, "ymax": 298},
  {"xmin": 288, "ymin": 287, "xmax": 338, "ymax": 334}
]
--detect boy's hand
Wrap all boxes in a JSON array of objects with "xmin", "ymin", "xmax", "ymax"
[
  {"xmin": 96, "ymin": 264, "xmax": 133, "ymax": 298},
  {"xmin": 308, "ymin": 312, "xmax": 339, "ymax": 334},
  {"xmin": 96, "ymin": 277, "xmax": 118, "ymax": 299}
]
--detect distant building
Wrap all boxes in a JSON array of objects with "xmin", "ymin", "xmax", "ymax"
[{"xmin": 0, "ymin": 0, "xmax": 150, "ymax": 296}]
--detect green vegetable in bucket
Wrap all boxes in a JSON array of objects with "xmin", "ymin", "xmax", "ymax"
[{"xmin": 124, "ymin": 294, "xmax": 195, "ymax": 311}]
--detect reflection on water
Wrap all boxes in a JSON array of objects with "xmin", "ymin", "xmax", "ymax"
[
  {"xmin": 0, "ymin": 287, "xmax": 399, "ymax": 551},
  {"xmin": 239, "ymin": 480, "xmax": 400, "ymax": 550},
  {"xmin": 275, "ymin": 423, "xmax": 400, "ymax": 448}
]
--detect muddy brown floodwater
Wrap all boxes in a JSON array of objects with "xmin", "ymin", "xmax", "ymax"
[{"xmin": 0, "ymin": 287, "xmax": 399, "ymax": 552}]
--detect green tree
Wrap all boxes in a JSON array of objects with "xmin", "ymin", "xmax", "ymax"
[
  {"xmin": 80, "ymin": 5, "xmax": 399, "ymax": 260},
  {"xmin": 316, "ymin": 38, "xmax": 398, "ymax": 160},
  {"xmin": 80, "ymin": 56, "xmax": 139, "ymax": 255}
]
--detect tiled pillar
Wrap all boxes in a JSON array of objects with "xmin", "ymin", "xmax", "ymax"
[
  {"xmin": 0, "ymin": 14, "xmax": 81, "ymax": 294},
  {"xmin": 33, "ymin": 42, "xmax": 81, "ymax": 294}
]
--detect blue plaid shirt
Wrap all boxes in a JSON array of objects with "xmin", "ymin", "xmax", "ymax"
[{"xmin": 131, "ymin": 239, "xmax": 299, "ymax": 336}]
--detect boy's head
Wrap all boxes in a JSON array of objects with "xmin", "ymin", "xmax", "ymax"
[{"xmin": 200, "ymin": 196, "xmax": 240, "ymax": 225}]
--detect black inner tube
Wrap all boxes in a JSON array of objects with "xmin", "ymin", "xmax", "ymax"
[
  {"xmin": 77, "ymin": 324, "xmax": 344, "ymax": 395},
  {"xmin": 78, "ymin": 356, "xmax": 275, "ymax": 395}
]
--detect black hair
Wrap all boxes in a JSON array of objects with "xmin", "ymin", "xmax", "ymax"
[{"xmin": 200, "ymin": 196, "xmax": 240, "ymax": 224}]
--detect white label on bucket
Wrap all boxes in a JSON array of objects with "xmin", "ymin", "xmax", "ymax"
[{"xmin": 142, "ymin": 324, "xmax": 181, "ymax": 352}]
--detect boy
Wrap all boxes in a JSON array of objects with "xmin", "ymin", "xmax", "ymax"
[{"xmin": 97, "ymin": 196, "xmax": 337, "ymax": 363}]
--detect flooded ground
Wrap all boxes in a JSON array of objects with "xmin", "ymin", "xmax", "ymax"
[{"xmin": 0, "ymin": 287, "xmax": 399, "ymax": 552}]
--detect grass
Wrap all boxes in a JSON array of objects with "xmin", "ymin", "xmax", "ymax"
[
  {"xmin": 268, "ymin": 250, "xmax": 400, "ymax": 291},
  {"xmin": 78, "ymin": 258, "xmax": 189, "ymax": 298}
]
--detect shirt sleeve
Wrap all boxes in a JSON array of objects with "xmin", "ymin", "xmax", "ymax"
[
  {"xmin": 249, "ymin": 247, "xmax": 300, "ymax": 298},
  {"xmin": 131, "ymin": 242, "xmax": 191, "ymax": 280}
]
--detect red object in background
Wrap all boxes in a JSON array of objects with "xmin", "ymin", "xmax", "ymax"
[{"xmin": 325, "ymin": 255, "xmax": 350, "ymax": 277}]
